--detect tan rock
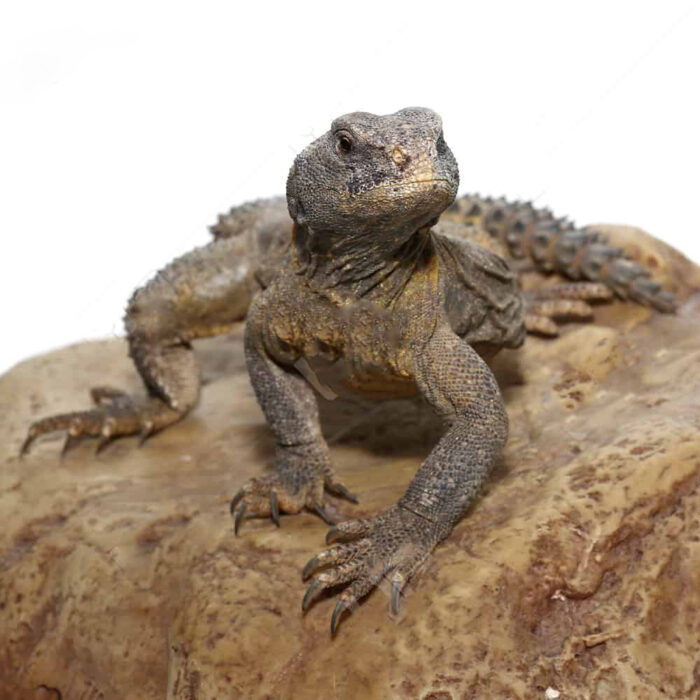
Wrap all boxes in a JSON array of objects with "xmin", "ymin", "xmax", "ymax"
[{"xmin": 1, "ymin": 228, "xmax": 699, "ymax": 699}]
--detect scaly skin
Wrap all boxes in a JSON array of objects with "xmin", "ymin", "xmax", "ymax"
[{"xmin": 21, "ymin": 108, "xmax": 676, "ymax": 635}]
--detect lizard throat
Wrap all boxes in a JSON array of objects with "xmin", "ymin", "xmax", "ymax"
[{"xmin": 292, "ymin": 222, "xmax": 435, "ymax": 302}]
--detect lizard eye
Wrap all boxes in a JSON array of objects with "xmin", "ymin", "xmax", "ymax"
[{"xmin": 336, "ymin": 133, "xmax": 353, "ymax": 155}]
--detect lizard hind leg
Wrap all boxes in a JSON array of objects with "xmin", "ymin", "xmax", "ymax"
[
  {"xmin": 523, "ymin": 281, "xmax": 614, "ymax": 336},
  {"xmin": 21, "ymin": 308, "xmax": 201, "ymax": 458},
  {"xmin": 451, "ymin": 195, "xmax": 677, "ymax": 313},
  {"xmin": 20, "ymin": 231, "xmax": 266, "ymax": 458},
  {"xmin": 21, "ymin": 396, "xmax": 183, "ymax": 457}
]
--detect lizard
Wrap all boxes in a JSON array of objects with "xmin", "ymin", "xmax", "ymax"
[{"xmin": 20, "ymin": 107, "xmax": 676, "ymax": 634}]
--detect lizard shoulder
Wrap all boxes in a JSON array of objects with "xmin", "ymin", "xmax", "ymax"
[{"xmin": 431, "ymin": 230, "xmax": 526, "ymax": 349}]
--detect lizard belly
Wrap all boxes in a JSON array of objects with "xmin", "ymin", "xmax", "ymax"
[
  {"xmin": 302, "ymin": 353, "xmax": 419, "ymax": 400},
  {"xmin": 264, "ymin": 274, "xmax": 420, "ymax": 399},
  {"xmin": 291, "ymin": 307, "xmax": 418, "ymax": 400}
]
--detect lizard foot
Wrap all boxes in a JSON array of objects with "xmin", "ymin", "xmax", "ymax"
[
  {"xmin": 301, "ymin": 505, "xmax": 434, "ymax": 634},
  {"xmin": 230, "ymin": 445, "xmax": 358, "ymax": 534},
  {"xmin": 524, "ymin": 281, "xmax": 613, "ymax": 336},
  {"xmin": 20, "ymin": 387, "xmax": 182, "ymax": 457}
]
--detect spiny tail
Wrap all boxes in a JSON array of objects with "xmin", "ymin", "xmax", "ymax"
[{"xmin": 448, "ymin": 195, "xmax": 676, "ymax": 312}]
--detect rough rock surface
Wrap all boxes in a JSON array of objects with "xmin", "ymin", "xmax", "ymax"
[{"xmin": 1, "ymin": 226, "xmax": 699, "ymax": 699}]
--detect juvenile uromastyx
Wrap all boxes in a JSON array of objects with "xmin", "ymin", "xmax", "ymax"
[{"xmin": 22, "ymin": 107, "xmax": 675, "ymax": 635}]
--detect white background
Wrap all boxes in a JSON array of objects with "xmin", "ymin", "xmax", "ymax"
[{"xmin": 1, "ymin": 1, "xmax": 698, "ymax": 376}]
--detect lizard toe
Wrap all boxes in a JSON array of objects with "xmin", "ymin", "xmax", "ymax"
[
  {"xmin": 230, "ymin": 470, "xmax": 343, "ymax": 534},
  {"xmin": 304, "ymin": 505, "xmax": 435, "ymax": 633},
  {"xmin": 301, "ymin": 540, "xmax": 372, "ymax": 581},
  {"xmin": 302, "ymin": 557, "xmax": 369, "ymax": 612},
  {"xmin": 323, "ymin": 473, "xmax": 359, "ymax": 504},
  {"xmin": 20, "ymin": 391, "xmax": 182, "ymax": 457},
  {"xmin": 325, "ymin": 517, "xmax": 376, "ymax": 544},
  {"xmin": 329, "ymin": 576, "xmax": 385, "ymax": 635}
]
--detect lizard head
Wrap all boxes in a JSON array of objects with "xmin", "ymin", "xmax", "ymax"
[{"xmin": 286, "ymin": 107, "xmax": 459, "ymax": 242}]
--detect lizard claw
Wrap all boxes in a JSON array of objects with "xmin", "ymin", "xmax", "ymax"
[
  {"xmin": 324, "ymin": 479, "xmax": 359, "ymax": 504},
  {"xmin": 95, "ymin": 433, "xmax": 114, "ymax": 455},
  {"xmin": 302, "ymin": 579, "xmax": 321, "ymax": 611},
  {"xmin": 138, "ymin": 421, "xmax": 156, "ymax": 447},
  {"xmin": 312, "ymin": 503, "xmax": 336, "ymax": 526},
  {"xmin": 60, "ymin": 433, "xmax": 81, "ymax": 458},
  {"xmin": 301, "ymin": 556, "xmax": 320, "ymax": 582},
  {"xmin": 233, "ymin": 503, "xmax": 247, "ymax": 535},
  {"xmin": 19, "ymin": 432, "xmax": 35, "ymax": 458},
  {"xmin": 270, "ymin": 492, "xmax": 281, "ymax": 528},
  {"xmin": 390, "ymin": 572, "xmax": 404, "ymax": 616},
  {"xmin": 330, "ymin": 600, "xmax": 347, "ymax": 636},
  {"xmin": 325, "ymin": 526, "xmax": 342, "ymax": 545},
  {"xmin": 230, "ymin": 489, "xmax": 245, "ymax": 514}
]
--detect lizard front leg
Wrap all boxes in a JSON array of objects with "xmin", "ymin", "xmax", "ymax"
[
  {"xmin": 230, "ymin": 296, "xmax": 357, "ymax": 533},
  {"xmin": 302, "ymin": 324, "xmax": 507, "ymax": 634},
  {"xmin": 21, "ymin": 236, "xmax": 257, "ymax": 456}
]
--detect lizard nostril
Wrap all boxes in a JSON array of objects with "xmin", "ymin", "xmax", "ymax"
[{"xmin": 392, "ymin": 147, "xmax": 406, "ymax": 167}]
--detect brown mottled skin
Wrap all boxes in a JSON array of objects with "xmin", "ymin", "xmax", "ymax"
[{"xmin": 22, "ymin": 108, "xmax": 675, "ymax": 634}]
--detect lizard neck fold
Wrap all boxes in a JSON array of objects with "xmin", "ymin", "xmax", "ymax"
[{"xmin": 291, "ymin": 222, "xmax": 435, "ymax": 303}]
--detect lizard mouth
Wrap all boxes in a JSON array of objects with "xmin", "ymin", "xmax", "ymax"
[
  {"xmin": 340, "ymin": 178, "xmax": 457, "ymax": 209},
  {"xmin": 385, "ymin": 178, "xmax": 455, "ymax": 193},
  {"xmin": 401, "ymin": 178, "xmax": 452, "ymax": 186}
]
